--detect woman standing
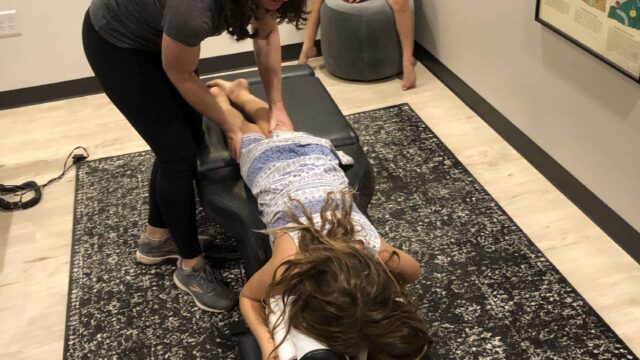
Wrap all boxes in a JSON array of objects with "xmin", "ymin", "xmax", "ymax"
[{"xmin": 82, "ymin": 0, "xmax": 307, "ymax": 312}]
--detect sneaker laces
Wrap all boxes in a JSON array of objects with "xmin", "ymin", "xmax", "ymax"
[{"xmin": 200, "ymin": 262, "xmax": 225, "ymax": 294}]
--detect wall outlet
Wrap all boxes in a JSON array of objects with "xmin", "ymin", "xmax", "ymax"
[{"xmin": 0, "ymin": 10, "xmax": 20, "ymax": 38}]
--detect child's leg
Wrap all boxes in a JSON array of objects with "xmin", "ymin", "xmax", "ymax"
[
  {"xmin": 386, "ymin": 0, "xmax": 416, "ymax": 90},
  {"xmin": 208, "ymin": 79, "xmax": 294, "ymax": 133},
  {"xmin": 208, "ymin": 86, "xmax": 265, "ymax": 136},
  {"xmin": 298, "ymin": 0, "xmax": 323, "ymax": 64}
]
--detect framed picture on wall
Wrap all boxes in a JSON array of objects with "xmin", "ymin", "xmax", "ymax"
[{"xmin": 536, "ymin": 0, "xmax": 640, "ymax": 82}]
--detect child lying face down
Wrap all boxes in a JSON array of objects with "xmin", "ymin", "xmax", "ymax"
[{"xmin": 207, "ymin": 79, "xmax": 431, "ymax": 359}]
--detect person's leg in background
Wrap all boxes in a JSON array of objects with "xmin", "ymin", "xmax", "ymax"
[
  {"xmin": 299, "ymin": 0, "xmax": 323, "ymax": 64},
  {"xmin": 82, "ymin": 10, "xmax": 235, "ymax": 311},
  {"xmin": 386, "ymin": 0, "xmax": 416, "ymax": 90}
]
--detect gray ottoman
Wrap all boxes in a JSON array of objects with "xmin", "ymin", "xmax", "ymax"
[{"xmin": 321, "ymin": 0, "xmax": 414, "ymax": 81}]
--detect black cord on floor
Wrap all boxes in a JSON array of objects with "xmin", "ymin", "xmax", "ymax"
[{"xmin": 0, "ymin": 146, "xmax": 89, "ymax": 211}]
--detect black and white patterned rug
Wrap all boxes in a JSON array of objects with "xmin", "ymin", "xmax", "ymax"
[{"xmin": 65, "ymin": 104, "xmax": 637, "ymax": 359}]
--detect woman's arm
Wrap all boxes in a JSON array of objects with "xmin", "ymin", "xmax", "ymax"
[
  {"xmin": 161, "ymin": 34, "xmax": 244, "ymax": 156},
  {"xmin": 378, "ymin": 238, "xmax": 422, "ymax": 284},
  {"xmin": 252, "ymin": 10, "xmax": 292, "ymax": 132},
  {"xmin": 240, "ymin": 233, "xmax": 298, "ymax": 357}
]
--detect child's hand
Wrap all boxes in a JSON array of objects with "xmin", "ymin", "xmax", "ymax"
[{"xmin": 260, "ymin": 337, "xmax": 279, "ymax": 360}]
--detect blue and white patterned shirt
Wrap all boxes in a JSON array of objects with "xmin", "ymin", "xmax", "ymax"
[{"xmin": 239, "ymin": 131, "xmax": 381, "ymax": 254}]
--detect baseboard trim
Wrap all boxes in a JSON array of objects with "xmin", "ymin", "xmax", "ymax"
[
  {"xmin": 414, "ymin": 42, "xmax": 640, "ymax": 264},
  {"xmin": 0, "ymin": 77, "xmax": 103, "ymax": 111},
  {"xmin": 0, "ymin": 40, "xmax": 320, "ymax": 111}
]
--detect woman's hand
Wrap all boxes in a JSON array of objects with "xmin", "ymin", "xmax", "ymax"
[{"xmin": 269, "ymin": 103, "xmax": 294, "ymax": 132}]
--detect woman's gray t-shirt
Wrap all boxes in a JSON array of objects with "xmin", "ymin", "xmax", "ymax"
[{"xmin": 89, "ymin": 0, "xmax": 226, "ymax": 51}]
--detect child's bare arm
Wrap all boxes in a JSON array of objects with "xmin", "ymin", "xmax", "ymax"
[{"xmin": 239, "ymin": 233, "xmax": 298, "ymax": 355}]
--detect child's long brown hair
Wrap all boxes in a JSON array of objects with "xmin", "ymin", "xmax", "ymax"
[{"xmin": 263, "ymin": 190, "xmax": 432, "ymax": 359}]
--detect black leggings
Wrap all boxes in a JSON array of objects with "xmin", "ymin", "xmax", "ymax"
[{"xmin": 82, "ymin": 10, "xmax": 203, "ymax": 259}]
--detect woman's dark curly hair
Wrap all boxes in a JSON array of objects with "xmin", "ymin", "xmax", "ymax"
[
  {"xmin": 262, "ymin": 190, "xmax": 433, "ymax": 359},
  {"xmin": 214, "ymin": 0, "xmax": 308, "ymax": 41}
]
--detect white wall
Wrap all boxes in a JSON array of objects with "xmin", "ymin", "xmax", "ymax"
[
  {"xmin": 415, "ymin": 1, "xmax": 640, "ymax": 232},
  {"xmin": 0, "ymin": 0, "xmax": 305, "ymax": 92}
]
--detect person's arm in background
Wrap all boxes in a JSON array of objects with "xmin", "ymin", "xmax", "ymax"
[
  {"xmin": 161, "ymin": 35, "xmax": 244, "ymax": 159},
  {"xmin": 252, "ymin": 9, "xmax": 293, "ymax": 132}
]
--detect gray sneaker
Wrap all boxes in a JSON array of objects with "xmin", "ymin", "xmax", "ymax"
[
  {"xmin": 174, "ymin": 257, "xmax": 237, "ymax": 312},
  {"xmin": 135, "ymin": 234, "xmax": 180, "ymax": 264},
  {"xmin": 135, "ymin": 234, "xmax": 215, "ymax": 265}
]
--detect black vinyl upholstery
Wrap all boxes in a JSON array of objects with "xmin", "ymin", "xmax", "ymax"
[
  {"xmin": 200, "ymin": 64, "xmax": 315, "ymax": 85},
  {"xmin": 300, "ymin": 350, "xmax": 344, "ymax": 360},
  {"xmin": 238, "ymin": 334, "xmax": 262, "ymax": 360}
]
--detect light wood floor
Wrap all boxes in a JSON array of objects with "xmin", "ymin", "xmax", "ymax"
[{"xmin": 1, "ymin": 58, "xmax": 639, "ymax": 359}]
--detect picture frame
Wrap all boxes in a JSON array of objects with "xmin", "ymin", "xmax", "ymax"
[{"xmin": 536, "ymin": 0, "xmax": 640, "ymax": 83}]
